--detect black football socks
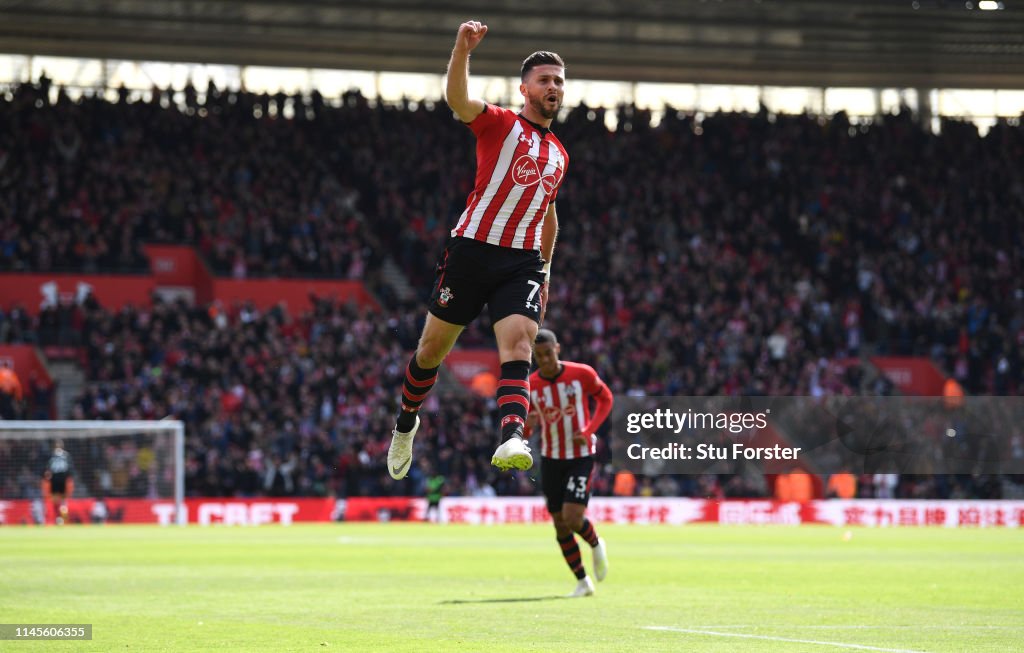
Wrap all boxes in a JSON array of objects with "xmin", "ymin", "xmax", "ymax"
[
  {"xmin": 497, "ymin": 360, "xmax": 530, "ymax": 439},
  {"xmin": 397, "ymin": 356, "xmax": 438, "ymax": 433},
  {"xmin": 558, "ymin": 533, "xmax": 587, "ymax": 580}
]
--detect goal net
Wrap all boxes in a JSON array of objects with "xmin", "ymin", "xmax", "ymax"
[{"xmin": 0, "ymin": 420, "xmax": 184, "ymax": 525}]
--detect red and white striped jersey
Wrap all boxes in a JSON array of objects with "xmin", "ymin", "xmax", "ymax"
[
  {"xmin": 529, "ymin": 361, "xmax": 611, "ymax": 460},
  {"xmin": 452, "ymin": 104, "xmax": 568, "ymax": 250}
]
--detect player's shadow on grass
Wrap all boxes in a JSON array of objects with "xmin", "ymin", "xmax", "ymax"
[{"xmin": 439, "ymin": 595, "xmax": 566, "ymax": 605}]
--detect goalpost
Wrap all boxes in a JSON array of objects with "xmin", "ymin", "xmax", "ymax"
[{"xmin": 0, "ymin": 420, "xmax": 185, "ymax": 525}]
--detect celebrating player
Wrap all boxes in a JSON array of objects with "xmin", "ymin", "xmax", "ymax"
[
  {"xmin": 527, "ymin": 329, "xmax": 613, "ymax": 597},
  {"xmin": 388, "ymin": 20, "xmax": 568, "ymax": 479},
  {"xmin": 41, "ymin": 439, "xmax": 75, "ymax": 525}
]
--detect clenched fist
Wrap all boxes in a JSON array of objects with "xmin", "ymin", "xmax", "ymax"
[{"xmin": 455, "ymin": 20, "xmax": 488, "ymax": 52}]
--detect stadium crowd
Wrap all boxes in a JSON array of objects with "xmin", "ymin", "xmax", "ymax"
[
  {"xmin": 1, "ymin": 75, "xmax": 1023, "ymax": 500},
  {"xmin": 0, "ymin": 77, "xmax": 394, "ymax": 300}
]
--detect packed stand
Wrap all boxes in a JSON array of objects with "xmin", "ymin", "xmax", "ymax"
[
  {"xmin": 0, "ymin": 294, "xmax": 535, "ymax": 500},
  {"xmin": 2, "ymin": 291, "xmax": 1017, "ymax": 501},
  {"xmin": 1, "ymin": 75, "xmax": 1023, "ymax": 500},
  {"xmin": 3, "ymin": 76, "xmax": 1021, "ymax": 398},
  {"xmin": 454, "ymin": 104, "xmax": 1024, "ymax": 400},
  {"xmin": 0, "ymin": 77, "xmax": 391, "ymax": 303}
]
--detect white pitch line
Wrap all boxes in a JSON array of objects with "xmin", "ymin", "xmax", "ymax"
[
  {"xmin": 644, "ymin": 626, "xmax": 927, "ymax": 653},
  {"xmin": 690, "ymin": 625, "xmax": 1017, "ymax": 631},
  {"xmin": 767, "ymin": 625, "xmax": 1018, "ymax": 631}
]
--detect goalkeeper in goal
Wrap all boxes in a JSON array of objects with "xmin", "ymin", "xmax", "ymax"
[{"xmin": 40, "ymin": 439, "xmax": 75, "ymax": 525}]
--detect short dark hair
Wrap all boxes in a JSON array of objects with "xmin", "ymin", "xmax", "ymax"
[
  {"xmin": 535, "ymin": 329, "xmax": 558, "ymax": 345},
  {"xmin": 521, "ymin": 51, "xmax": 565, "ymax": 81}
]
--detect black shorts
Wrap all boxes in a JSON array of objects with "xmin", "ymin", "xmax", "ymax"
[
  {"xmin": 541, "ymin": 456, "xmax": 594, "ymax": 514},
  {"xmin": 49, "ymin": 475, "xmax": 68, "ymax": 495},
  {"xmin": 0, "ymin": 393, "xmax": 15, "ymax": 420},
  {"xmin": 428, "ymin": 237, "xmax": 545, "ymax": 327}
]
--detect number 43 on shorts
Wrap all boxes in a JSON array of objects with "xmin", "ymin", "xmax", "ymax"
[{"xmin": 566, "ymin": 475, "xmax": 588, "ymax": 499}]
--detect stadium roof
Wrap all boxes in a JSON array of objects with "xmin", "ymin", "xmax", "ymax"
[{"xmin": 0, "ymin": 0, "xmax": 1022, "ymax": 89}]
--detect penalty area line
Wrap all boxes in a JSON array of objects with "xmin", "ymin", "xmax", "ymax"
[{"xmin": 643, "ymin": 626, "xmax": 927, "ymax": 653}]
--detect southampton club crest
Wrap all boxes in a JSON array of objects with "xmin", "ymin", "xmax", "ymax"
[{"xmin": 437, "ymin": 286, "xmax": 454, "ymax": 308}]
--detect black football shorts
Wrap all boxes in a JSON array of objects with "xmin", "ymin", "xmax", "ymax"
[
  {"xmin": 427, "ymin": 236, "xmax": 546, "ymax": 326},
  {"xmin": 541, "ymin": 456, "xmax": 595, "ymax": 514}
]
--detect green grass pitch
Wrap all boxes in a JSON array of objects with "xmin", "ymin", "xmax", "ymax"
[{"xmin": 1, "ymin": 523, "xmax": 1022, "ymax": 652}]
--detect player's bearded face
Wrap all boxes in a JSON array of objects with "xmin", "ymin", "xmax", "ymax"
[{"xmin": 524, "ymin": 66, "xmax": 564, "ymax": 120}]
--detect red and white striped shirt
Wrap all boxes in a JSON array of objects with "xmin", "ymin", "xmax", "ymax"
[
  {"xmin": 452, "ymin": 104, "xmax": 568, "ymax": 250},
  {"xmin": 529, "ymin": 361, "xmax": 613, "ymax": 460}
]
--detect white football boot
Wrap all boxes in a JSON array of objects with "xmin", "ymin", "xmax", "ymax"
[
  {"xmin": 387, "ymin": 415, "xmax": 420, "ymax": 480},
  {"xmin": 569, "ymin": 576, "xmax": 595, "ymax": 598},
  {"xmin": 491, "ymin": 436, "xmax": 533, "ymax": 471},
  {"xmin": 592, "ymin": 537, "xmax": 609, "ymax": 582}
]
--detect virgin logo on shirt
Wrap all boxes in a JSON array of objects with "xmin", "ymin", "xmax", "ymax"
[
  {"xmin": 543, "ymin": 404, "xmax": 577, "ymax": 422},
  {"xmin": 541, "ymin": 168, "xmax": 562, "ymax": 195},
  {"xmin": 513, "ymin": 155, "xmax": 562, "ymax": 197},
  {"xmin": 512, "ymin": 155, "xmax": 540, "ymax": 186}
]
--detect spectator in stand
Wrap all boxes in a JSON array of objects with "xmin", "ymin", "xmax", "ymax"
[
  {"xmin": 775, "ymin": 468, "xmax": 815, "ymax": 502},
  {"xmin": 27, "ymin": 370, "xmax": 54, "ymax": 420},
  {"xmin": 612, "ymin": 470, "xmax": 636, "ymax": 497},
  {"xmin": 0, "ymin": 361, "xmax": 23, "ymax": 420},
  {"xmin": 826, "ymin": 471, "xmax": 858, "ymax": 499}
]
